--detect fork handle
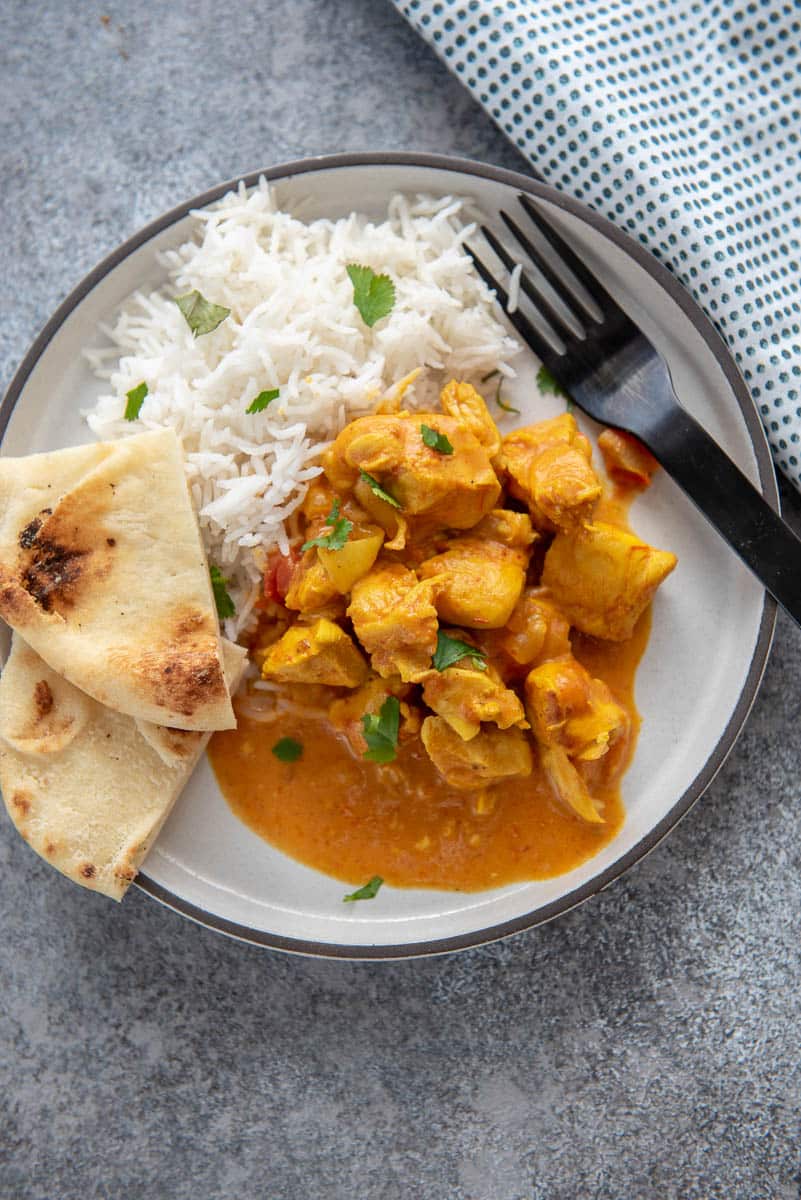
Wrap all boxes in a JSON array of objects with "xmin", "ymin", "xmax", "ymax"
[{"xmin": 641, "ymin": 406, "xmax": 801, "ymax": 623}]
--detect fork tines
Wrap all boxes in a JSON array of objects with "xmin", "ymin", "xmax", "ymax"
[
  {"xmin": 463, "ymin": 242, "xmax": 563, "ymax": 366},
  {"xmin": 481, "ymin": 222, "xmax": 584, "ymax": 343},
  {"xmin": 469, "ymin": 192, "xmax": 638, "ymax": 369},
  {"xmin": 513, "ymin": 194, "xmax": 611, "ymax": 319}
]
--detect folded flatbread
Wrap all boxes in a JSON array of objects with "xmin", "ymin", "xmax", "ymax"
[
  {"xmin": 0, "ymin": 429, "xmax": 235, "ymax": 730},
  {"xmin": 0, "ymin": 633, "xmax": 247, "ymax": 900}
]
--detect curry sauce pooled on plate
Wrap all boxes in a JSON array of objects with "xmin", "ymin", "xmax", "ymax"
[{"xmin": 210, "ymin": 380, "xmax": 677, "ymax": 891}]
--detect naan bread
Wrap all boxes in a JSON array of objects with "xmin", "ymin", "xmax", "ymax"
[
  {"xmin": 0, "ymin": 633, "xmax": 247, "ymax": 900},
  {"xmin": 0, "ymin": 429, "xmax": 235, "ymax": 730}
]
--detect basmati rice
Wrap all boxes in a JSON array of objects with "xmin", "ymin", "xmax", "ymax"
[
  {"xmin": 506, "ymin": 263, "xmax": 523, "ymax": 315},
  {"xmin": 85, "ymin": 179, "xmax": 520, "ymax": 634}
]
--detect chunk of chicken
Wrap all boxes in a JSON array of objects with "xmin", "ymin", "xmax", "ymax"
[
  {"xmin": 347, "ymin": 562, "xmax": 441, "ymax": 681},
  {"xmin": 261, "ymin": 618, "xmax": 370, "ymax": 687},
  {"xmin": 322, "ymin": 411, "xmax": 501, "ymax": 530},
  {"xmin": 329, "ymin": 675, "xmax": 420, "ymax": 756},
  {"xmin": 250, "ymin": 613, "xmax": 293, "ymax": 677},
  {"xmin": 420, "ymin": 652, "xmax": 527, "ymax": 741},
  {"xmin": 524, "ymin": 657, "xmax": 630, "ymax": 763},
  {"xmin": 421, "ymin": 716, "xmax": 533, "ymax": 790},
  {"xmin": 538, "ymin": 743, "xmax": 605, "ymax": 825},
  {"xmin": 302, "ymin": 480, "xmax": 376, "ymax": 537},
  {"xmin": 419, "ymin": 533, "xmax": 529, "ymax": 629},
  {"xmin": 469, "ymin": 508, "xmax": 535, "ymax": 549},
  {"xmin": 541, "ymin": 521, "xmax": 677, "ymax": 641},
  {"xmin": 300, "ymin": 477, "xmax": 345, "ymax": 523},
  {"xmin": 525, "ymin": 657, "xmax": 630, "ymax": 822},
  {"xmin": 439, "ymin": 379, "xmax": 502, "ymax": 461},
  {"xmin": 284, "ymin": 549, "xmax": 343, "ymax": 616},
  {"xmin": 499, "ymin": 413, "xmax": 602, "ymax": 532},
  {"xmin": 493, "ymin": 587, "xmax": 572, "ymax": 669},
  {"xmin": 352, "ymin": 486, "xmax": 409, "ymax": 551}
]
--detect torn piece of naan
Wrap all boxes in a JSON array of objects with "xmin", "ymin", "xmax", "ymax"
[
  {"xmin": 0, "ymin": 633, "xmax": 246, "ymax": 900},
  {"xmin": 0, "ymin": 429, "xmax": 235, "ymax": 730}
]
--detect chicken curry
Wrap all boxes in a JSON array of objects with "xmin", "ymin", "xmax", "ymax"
[{"xmin": 209, "ymin": 381, "xmax": 677, "ymax": 892}]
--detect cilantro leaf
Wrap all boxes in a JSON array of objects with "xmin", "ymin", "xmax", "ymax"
[
  {"xmin": 432, "ymin": 630, "xmax": 488, "ymax": 673},
  {"xmin": 272, "ymin": 737, "xmax": 303, "ymax": 763},
  {"xmin": 420, "ymin": 424, "xmax": 454, "ymax": 455},
  {"xmin": 175, "ymin": 290, "xmax": 230, "ymax": 337},
  {"xmin": 246, "ymin": 388, "xmax": 279, "ymax": 414},
  {"xmin": 343, "ymin": 875, "xmax": 384, "ymax": 903},
  {"xmin": 210, "ymin": 565, "xmax": 235, "ymax": 620},
  {"xmin": 536, "ymin": 364, "xmax": 568, "ymax": 398},
  {"xmin": 124, "ymin": 381, "xmax": 148, "ymax": 421},
  {"xmin": 301, "ymin": 497, "xmax": 353, "ymax": 552},
  {"xmin": 358, "ymin": 469, "xmax": 402, "ymax": 510},
  {"xmin": 361, "ymin": 695, "xmax": 401, "ymax": 763},
  {"xmin": 346, "ymin": 264, "xmax": 395, "ymax": 328}
]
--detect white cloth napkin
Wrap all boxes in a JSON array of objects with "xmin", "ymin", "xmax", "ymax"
[{"xmin": 390, "ymin": 0, "xmax": 801, "ymax": 488}]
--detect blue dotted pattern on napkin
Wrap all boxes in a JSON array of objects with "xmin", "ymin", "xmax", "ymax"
[{"xmin": 392, "ymin": 0, "xmax": 801, "ymax": 486}]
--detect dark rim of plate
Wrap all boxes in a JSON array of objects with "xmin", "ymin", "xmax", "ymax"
[{"xmin": 0, "ymin": 151, "xmax": 777, "ymax": 960}]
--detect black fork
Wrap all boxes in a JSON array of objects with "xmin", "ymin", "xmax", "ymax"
[{"xmin": 467, "ymin": 193, "xmax": 801, "ymax": 629}]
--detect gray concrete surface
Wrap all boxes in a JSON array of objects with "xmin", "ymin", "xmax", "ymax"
[{"xmin": 1, "ymin": 2, "xmax": 800, "ymax": 1197}]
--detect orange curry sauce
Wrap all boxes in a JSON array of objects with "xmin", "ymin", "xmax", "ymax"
[{"xmin": 209, "ymin": 486, "xmax": 653, "ymax": 892}]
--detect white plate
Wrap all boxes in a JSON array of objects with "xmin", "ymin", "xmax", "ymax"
[{"xmin": 0, "ymin": 153, "xmax": 776, "ymax": 958}]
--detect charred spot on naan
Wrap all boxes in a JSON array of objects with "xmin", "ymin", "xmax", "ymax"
[
  {"xmin": 10, "ymin": 790, "xmax": 31, "ymax": 815},
  {"xmin": 18, "ymin": 509, "xmax": 51, "ymax": 550},
  {"xmin": 22, "ymin": 543, "xmax": 90, "ymax": 613},
  {"xmin": 0, "ymin": 651, "xmax": 91, "ymax": 756},
  {"xmin": 13, "ymin": 494, "xmax": 116, "ymax": 617},
  {"xmin": 175, "ymin": 612, "xmax": 207, "ymax": 637},
  {"xmin": 126, "ymin": 609, "xmax": 228, "ymax": 719},
  {"xmin": 34, "ymin": 680, "xmax": 53, "ymax": 716},
  {"xmin": 0, "ymin": 575, "xmax": 40, "ymax": 623}
]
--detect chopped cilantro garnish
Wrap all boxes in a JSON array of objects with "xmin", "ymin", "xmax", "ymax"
[
  {"xmin": 432, "ymin": 630, "xmax": 488, "ymax": 673},
  {"xmin": 358, "ymin": 469, "xmax": 402, "ymax": 510},
  {"xmin": 495, "ymin": 380, "xmax": 520, "ymax": 415},
  {"xmin": 346, "ymin": 264, "xmax": 395, "ymax": 328},
  {"xmin": 301, "ymin": 497, "xmax": 353, "ymax": 552},
  {"xmin": 420, "ymin": 424, "xmax": 454, "ymax": 455},
  {"xmin": 361, "ymin": 695, "xmax": 401, "ymax": 763},
  {"xmin": 481, "ymin": 368, "xmax": 520, "ymax": 414},
  {"xmin": 210, "ymin": 564, "xmax": 235, "ymax": 620},
  {"xmin": 343, "ymin": 875, "xmax": 384, "ymax": 903},
  {"xmin": 175, "ymin": 290, "xmax": 230, "ymax": 337},
  {"xmin": 272, "ymin": 737, "xmax": 303, "ymax": 763},
  {"xmin": 124, "ymin": 381, "xmax": 148, "ymax": 421},
  {"xmin": 246, "ymin": 388, "xmax": 280, "ymax": 414},
  {"xmin": 536, "ymin": 364, "xmax": 568, "ymax": 398}
]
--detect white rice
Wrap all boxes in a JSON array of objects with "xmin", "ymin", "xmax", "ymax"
[
  {"xmin": 84, "ymin": 178, "xmax": 520, "ymax": 634},
  {"xmin": 506, "ymin": 263, "xmax": 523, "ymax": 314}
]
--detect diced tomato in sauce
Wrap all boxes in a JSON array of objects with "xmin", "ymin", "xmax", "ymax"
[{"xmin": 263, "ymin": 547, "xmax": 299, "ymax": 604}]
